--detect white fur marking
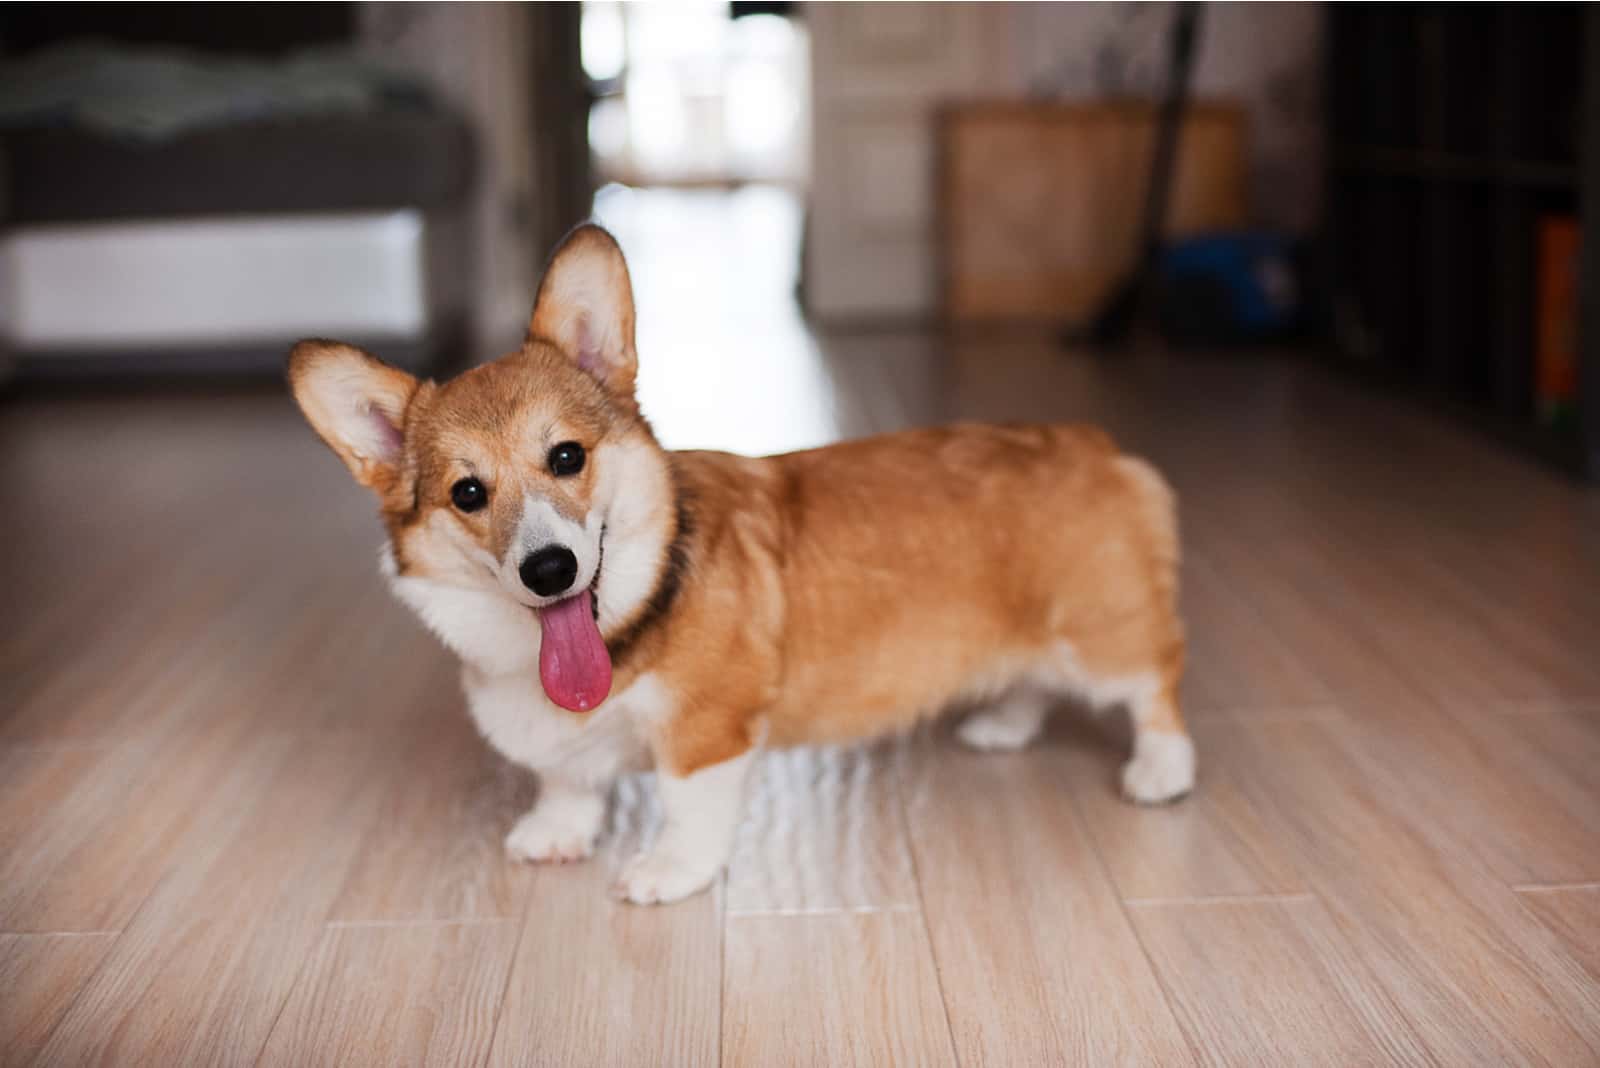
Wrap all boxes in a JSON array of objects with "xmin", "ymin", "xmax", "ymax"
[
  {"xmin": 386, "ymin": 564, "xmax": 540, "ymax": 675},
  {"xmin": 498, "ymin": 496, "xmax": 601, "ymax": 606},
  {"xmin": 1035, "ymin": 642, "xmax": 1161, "ymax": 714},
  {"xmin": 588, "ymin": 437, "xmax": 674, "ymax": 634}
]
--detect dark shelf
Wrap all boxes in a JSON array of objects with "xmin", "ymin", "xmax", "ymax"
[
  {"xmin": 1331, "ymin": 146, "xmax": 1577, "ymax": 190},
  {"xmin": 1323, "ymin": 4, "xmax": 1598, "ymax": 482}
]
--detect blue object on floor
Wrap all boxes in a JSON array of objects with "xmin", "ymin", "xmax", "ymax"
[{"xmin": 1157, "ymin": 231, "xmax": 1303, "ymax": 345}]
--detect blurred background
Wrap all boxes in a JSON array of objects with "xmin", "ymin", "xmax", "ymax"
[{"xmin": 0, "ymin": 2, "xmax": 1592, "ymax": 472}]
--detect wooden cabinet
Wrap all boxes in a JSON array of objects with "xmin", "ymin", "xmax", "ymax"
[{"xmin": 939, "ymin": 101, "xmax": 1247, "ymax": 327}]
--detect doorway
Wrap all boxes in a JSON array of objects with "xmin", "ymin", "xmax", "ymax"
[{"xmin": 578, "ymin": 3, "xmax": 826, "ymax": 455}]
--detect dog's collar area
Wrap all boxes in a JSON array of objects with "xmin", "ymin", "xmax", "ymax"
[
  {"xmin": 603, "ymin": 489, "xmax": 693, "ymax": 669},
  {"xmin": 590, "ymin": 526, "xmax": 605, "ymax": 621}
]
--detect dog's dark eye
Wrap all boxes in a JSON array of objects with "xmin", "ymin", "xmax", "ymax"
[
  {"xmin": 548, "ymin": 441, "xmax": 585, "ymax": 477},
  {"xmin": 450, "ymin": 477, "xmax": 487, "ymax": 512}
]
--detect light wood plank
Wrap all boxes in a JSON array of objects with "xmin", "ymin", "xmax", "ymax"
[
  {"xmin": 0, "ymin": 744, "xmax": 112, "ymax": 909},
  {"xmin": 0, "ymin": 409, "xmax": 239, "ymax": 698},
  {"xmin": 258, "ymin": 921, "xmax": 518, "ymax": 1068},
  {"xmin": 1185, "ymin": 535, "xmax": 1432, "ymax": 727},
  {"xmin": 328, "ymin": 698, "xmax": 536, "ymax": 924},
  {"xmin": 1350, "ymin": 702, "xmax": 1600, "ymax": 887},
  {"xmin": 1518, "ymin": 886, "xmax": 1600, "ymax": 988},
  {"xmin": 0, "ymin": 932, "xmax": 116, "ymax": 1067},
  {"xmin": 1239, "ymin": 380, "xmax": 1600, "ymax": 692},
  {"xmin": 31, "ymin": 716, "xmax": 426, "ymax": 1066},
  {"xmin": 1209, "ymin": 716, "xmax": 1600, "ymax": 1064},
  {"xmin": 1130, "ymin": 897, "xmax": 1431, "ymax": 1066},
  {"xmin": 1196, "ymin": 497, "xmax": 1600, "ymax": 886},
  {"xmin": 3, "ymin": 557, "xmax": 264, "ymax": 743},
  {"xmin": 900, "ymin": 736, "xmax": 1194, "ymax": 1066},
  {"xmin": 2, "ymin": 521, "xmax": 373, "ymax": 745},
  {"xmin": 1305, "ymin": 497, "xmax": 1600, "ymax": 701},
  {"xmin": 0, "ymin": 727, "xmax": 297, "ymax": 933},
  {"xmin": 1, "ymin": 576, "xmax": 440, "ymax": 934},
  {"xmin": 1179, "ymin": 553, "xmax": 1332, "ymax": 718},
  {"xmin": 1241, "ymin": 490, "xmax": 1569, "ymax": 708},
  {"xmin": 1055, "ymin": 715, "xmax": 1306, "ymax": 901},
  {"xmin": 726, "ymin": 741, "xmax": 918, "ymax": 915},
  {"xmin": 723, "ymin": 912, "xmax": 955, "ymax": 1067},
  {"xmin": 485, "ymin": 775, "xmax": 721, "ymax": 1068},
  {"xmin": 1164, "ymin": 450, "xmax": 1600, "ymax": 1059},
  {"xmin": 1163, "ymin": 375, "xmax": 1600, "ymax": 709}
]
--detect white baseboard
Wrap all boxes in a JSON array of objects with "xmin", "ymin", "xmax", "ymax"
[{"xmin": 0, "ymin": 211, "xmax": 442, "ymax": 352}]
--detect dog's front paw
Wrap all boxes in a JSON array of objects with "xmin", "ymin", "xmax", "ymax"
[
  {"xmin": 1121, "ymin": 732, "xmax": 1196, "ymax": 805},
  {"xmin": 612, "ymin": 847, "xmax": 720, "ymax": 905},
  {"xmin": 505, "ymin": 791, "xmax": 605, "ymax": 864}
]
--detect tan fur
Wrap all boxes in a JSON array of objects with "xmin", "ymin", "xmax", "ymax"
[
  {"xmin": 289, "ymin": 223, "xmax": 1187, "ymax": 796},
  {"xmin": 640, "ymin": 425, "xmax": 1186, "ymax": 770}
]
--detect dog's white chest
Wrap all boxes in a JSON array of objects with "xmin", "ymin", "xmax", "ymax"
[{"xmin": 461, "ymin": 668, "xmax": 663, "ymax": 786}]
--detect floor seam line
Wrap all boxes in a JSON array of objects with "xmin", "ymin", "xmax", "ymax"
[
  {"xmin": 323, "ymin": 917, "xmax": 515, "ymax": 929},
  {"xmin": 1067, "ymin": 769, "xmax": 1206, "ymax": 1068},
  {"xmin": 1124, "ymin": 892, "xmax": 1319, "ymax": 908},
  {"xmin": 893, "ymin": 745, "xmax": 964, "ymax": 1067},
  {"xmin": 1511, "ymin": 881, "xmax": 1600, "ymax": 894}
]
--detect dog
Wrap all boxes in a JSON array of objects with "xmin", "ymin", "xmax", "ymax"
[{"xmin": 287, "ymin": 223, "xmax": 1194, "ymax": 905}]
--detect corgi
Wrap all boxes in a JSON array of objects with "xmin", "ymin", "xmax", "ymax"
[{"xmin": 287, "ymin": 223, "xmax": 1194, "ymax": 905}]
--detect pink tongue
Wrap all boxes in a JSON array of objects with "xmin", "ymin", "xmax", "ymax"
[{"xmin": 537, "ymin": 589, "xmax": 612, "ymax": 712}]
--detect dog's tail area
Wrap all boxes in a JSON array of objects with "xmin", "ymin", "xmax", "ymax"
[
  {"xmin": 1109, "ymin": 454, "xmax": 1187, "ymax": 728},
  {"xmin": 1114, "ymin": 455, "xmax": 1181, "ymax": 598}
]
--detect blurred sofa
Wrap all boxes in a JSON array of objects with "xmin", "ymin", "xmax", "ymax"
[{"xmin": 0, "ymin": 9, "xmax": 476, "ymax": 379}]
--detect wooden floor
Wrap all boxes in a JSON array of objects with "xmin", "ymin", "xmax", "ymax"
[{"xmin": 5, "ymin": 189, "xmax": 1600, "ymax": 1066}]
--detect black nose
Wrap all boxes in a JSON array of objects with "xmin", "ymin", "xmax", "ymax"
[{"xmin": 519, "ymin": 545, "xmax": 578, "ymax": 597}]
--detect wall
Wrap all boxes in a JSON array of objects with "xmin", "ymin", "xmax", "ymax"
[
  {"xmin": 995, "ymin": 2, "xmax": 1323, "ymax": 234},
  {"xmin": 358, "ymin": 3, "xmax": 539, "ymax": 360}
]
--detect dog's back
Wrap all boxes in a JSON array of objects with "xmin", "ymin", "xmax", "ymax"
[{"xmin": 664, "ymin": 423, "xmax": 1183, "ymax": 749}]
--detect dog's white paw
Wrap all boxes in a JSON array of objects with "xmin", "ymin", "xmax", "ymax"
[
  {"xmin": 612, "ymin": 848, "xmax": 720, "ymax": 905},
  {"xmin": 1121, "ymin": 732, "xmax": 1196, "ymax": 804},
  {"xmin": 505, "ymin": 791, "xmax": 604, "ymax": 864},
  {"xmin": 958, "ymin": 710, "xmax": 1042, "ymax": 752}
]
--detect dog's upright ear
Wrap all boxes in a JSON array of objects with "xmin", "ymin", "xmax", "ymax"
[
  {"xmin": 527, "ymin": 223, "xmax": 638, "ymax": 398},
  {"xmin": 287, "ymin": 339, "xmax": 420, "ymax": 492}
]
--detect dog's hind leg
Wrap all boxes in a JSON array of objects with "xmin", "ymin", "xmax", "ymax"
[
  {"xmin": 957, "ymin": 688, "xmax": 1051, "ymax": 751},
  {"xmin": 1121, "ymin": 678, "xmax": 1195, "ymax": 804}
]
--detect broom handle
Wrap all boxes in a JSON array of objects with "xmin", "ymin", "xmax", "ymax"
[{"xmin": 1133, "ymin": 3, "xmax": 1202, "ymax": 281}]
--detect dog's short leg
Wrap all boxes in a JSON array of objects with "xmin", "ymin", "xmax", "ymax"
[
  {"xmin": 1121, "ymin": 682, "xmax": 1195, "ymax": 804},
  {"xmin": 615, "ymin": 747, "xmax": 755, "ymax": 905},
  {"xmin": 957, "ymin": 689, "xmax": 1050, "ymax": 751},
  {"xmin": 505, "ymin": 775, "xmax": 607, "ymax": 864}
]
